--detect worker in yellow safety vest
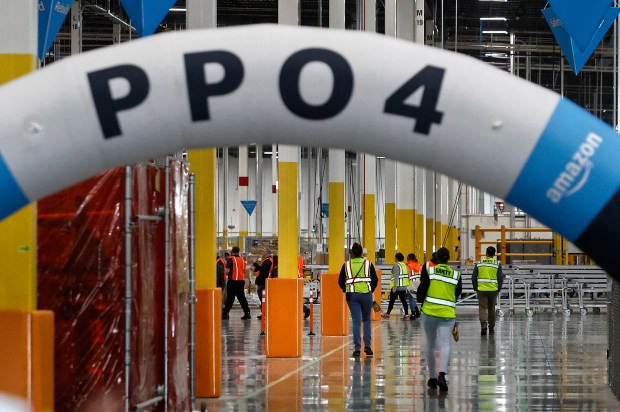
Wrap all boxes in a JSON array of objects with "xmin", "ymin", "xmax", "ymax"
[
  {"xmin": 417, "ymin": 247, "xmax": 462, "ymax": 392},
  {"xmin": 382, "ymin": 252, "xmax": 411, "ymax": 319},
  {"xmin": 338, "ymin": 243, "xmax": 379, "ymax": 358},
  {"xmin": 472, "ymin": 246, "xmax": 503, "ymax": 336}
]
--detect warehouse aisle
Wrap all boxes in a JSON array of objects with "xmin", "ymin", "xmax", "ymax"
[{"xmin": 197, "ymin": 307, "xmax": 618, "ymax": 411}]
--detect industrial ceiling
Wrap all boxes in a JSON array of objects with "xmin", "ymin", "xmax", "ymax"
[{"xmin": 48, "ymin": 0, "xmax": 617, "ymax": 127}]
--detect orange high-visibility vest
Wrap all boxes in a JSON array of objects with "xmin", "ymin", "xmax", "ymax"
[
  {"xmin": 229, "ymin": 255, "xmax": 246, "ymax": 281},
  {"xmin": 298, "ymin": 255, "xmax": 304, "ymax": 278}
]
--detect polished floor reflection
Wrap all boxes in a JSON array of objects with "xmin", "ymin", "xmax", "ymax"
[{"xmin": 197, "ymin": 307, "xmax": 618, "ymax": 411}]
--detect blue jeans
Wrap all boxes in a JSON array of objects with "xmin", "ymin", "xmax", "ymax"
[
  {"xmin": 407, "ymin": 290, "xmax": 419, "ymax": 314},
  {"xmin": 347, "ymin": 292, "xmax": 373, "ymax": 350},
  {"xmin": 423, "ymin": 313, "xmax": 455, "ymax": 378}
]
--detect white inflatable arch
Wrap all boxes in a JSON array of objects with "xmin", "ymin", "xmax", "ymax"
[{"xmin": 1, "ymin": 25, "xmax": 619, "ymax": 277}]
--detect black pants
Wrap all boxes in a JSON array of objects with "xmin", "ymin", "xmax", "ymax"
[
  {"xmin": 386, "ymin": 290, "xmax": 408, "ymax": 315},
  {"xmin": 224, "ymin": 280, "xmax": 250, "ymax": 313}
]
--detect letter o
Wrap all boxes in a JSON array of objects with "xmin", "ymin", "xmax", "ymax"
[
  {"xmin": 279, "ymin": 48, "xmax": 353, "ymax": 120},
  {"xmin": 580, "ymin": 143, "xmax": 595, "ymax": 157}
]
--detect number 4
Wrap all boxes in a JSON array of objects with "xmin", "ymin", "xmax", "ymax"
[{"xmin": 384, "ymin": 65, "xmax": 445, "ymax": 135}]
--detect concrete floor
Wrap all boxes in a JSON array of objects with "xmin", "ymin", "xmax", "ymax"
[{"xmin": 197, "ymin": 305, "xmax": 619, "ymax": 411}]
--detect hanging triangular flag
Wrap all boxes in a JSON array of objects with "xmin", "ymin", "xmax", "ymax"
[
  {"xmin": 548, "ymin": 0, "xmax": 612, "ymax": 52},
  {"xmin": 120, "ymin": 0, "xmax": 177, "ymax": 37},
  {"xmin": 321, "ymin": 203, "xmax": 329, "ymax": 218},
  {"xmin": 241, "ymin": 200, "xmax": 257, "ymax": 216},
  {"xmin": 38, "ymin": 0, "xmax": 74, "ymax": 60},
  {"xmin": 542, "ymin": 6, "xmax": 620, "ymax": 75}
]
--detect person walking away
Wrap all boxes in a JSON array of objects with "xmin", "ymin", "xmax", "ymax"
[
  {"xmin": 406, "ymin": 253, "xmax": 422, "ymax": 320},
  {"xmin": 253, "ymin": 249, "xmax": 273, "ymax": 319},
  {"xmin": 338, "ymin": 243, "xmax": 379, "ymax": 358},
  {"xmin": 417, "ymin": 247, "xmax": 462, "ymax": 392},
  {"xmin": 472, "ymin": 246, "xmax": 503, "ymax": 336},
  {"xmin": 222, "ymin": 246, "xmax": 251, "ymax": 320},
  {"xmin": 297, "ymin": 255, "xmax": 311, "ymax": 319},
  {"xmin": 382, "ymin": 253, "xmax": 410, "ymax": 319},
  {"xmin": 216, "ymin": 253, "xmax": 228, "ymax": 305}
]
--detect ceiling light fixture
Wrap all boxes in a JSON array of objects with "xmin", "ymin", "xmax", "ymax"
[
  {"xmin": 169, "ymin": 8, "xmax": 186, "ymax": 12},
  {"xmin": 480, "ymin": 17, "xmax": 507, "ymax": 21},
  {"xmin": 482, "ymin": 30, "xmax": 509, "ymax": 34}
]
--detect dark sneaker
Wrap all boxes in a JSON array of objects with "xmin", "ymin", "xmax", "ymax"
[
  {"xmin": 352, "ymin": 350, "xmax": 361, "ymax": 358},
  {"xmin": 427, "ymin": 378, "xmax": 438, "ymax": 389},
  {"xmin": 489, "ymin": 327, "xmax": 495, "ymax": 335},
  {"xmin": 381, "ymin": 313, "xmax": 390, "ymax": 320},
  {"xmin": 222, "ymin": 312, "xmax": 229, "ymax": 320},
  {"xmin": 438, "ymin": 372, "xmax": 448, "ymax": 391},
  {"xmin": 241, "ymin": 312, "xmax": 251, "ymax": 320},
  {"xmin": 257, "ymin": 315, "xmax": 262, "ymax": 320},
  {"xmin": 481, "ymin": 328, "xmax": 487, "ymax": 336},
  {"xmin": 364, "ymin": 347, "xmax": 373, "ymax": 357}
]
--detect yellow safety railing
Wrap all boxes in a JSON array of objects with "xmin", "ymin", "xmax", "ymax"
[{"xmin": 474, "ymin": 225, "xmax": 568, "ymax": 264}]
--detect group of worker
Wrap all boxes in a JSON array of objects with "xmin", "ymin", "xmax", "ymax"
[
  {"xmin": 382, "ymin": 252, "xmax": 424, "ymax": 320},
  {"xmin": 218, "ymin": 242, "xmax": 503, "ymax": 393},
  {"xmin": 339, "ymin": 243, "xmax": 503, "ymax": 393},
  {"xmin": 217, "ymin": 246, "xmax": 309, "ymax": 320}
]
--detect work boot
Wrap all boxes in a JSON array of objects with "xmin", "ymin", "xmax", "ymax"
[
  {"xmin": 222, "ymin": 311, "xmax": 229, "ymax": 320},
  {"xmin": 481, "ymin": 327, "xmax": 487, "ymax": 336},
  {"xmin": 241, "ymin": 310, "xmax": 251, "ymax": 320},
  {"xmin": 364, "ymin": 347, "xmax": 373, "ymax": 357},
  {"xmin": 437, "ymin": 372, "xmax": 448, "ymax": 392},
  {"xmin": 352, "ymin": 350, "xmax": 361, "ymax": 358},
  {"xmin": 489, "ymin": 326, "xmax": 495, "ymax": 335},
  {"xmin": 427, "ymin": 378, "xmax": 438, "ymax": 389}
]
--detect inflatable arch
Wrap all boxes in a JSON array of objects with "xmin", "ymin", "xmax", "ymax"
[{"xmin": 1, "ymin": 25, "xmax": 619, "ymax": 278}]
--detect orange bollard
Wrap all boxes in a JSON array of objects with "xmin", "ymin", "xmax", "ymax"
[
  {"xmin": 308, "ymin": 290, "xmax": 315, "ymax": 336},
  {"xmin": 261, "ymin": 289, "xmax": 266, "ymax": 336}
]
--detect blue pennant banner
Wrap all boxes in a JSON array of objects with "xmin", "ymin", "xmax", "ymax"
[
  {"xmin": 321, "ymin": 203, "xmax": 329, "ymax": 218},
  {"xmin": 548, "ymin": 0, "xmax": 612, "ymax": 52},
  {"xmin": 241, "ymin": 200, "xmax": 257, "ymax": 216},
  {"xmin": 543, "ymin": 6, "xmax": 620, "ymax": 74},
  {"xmin": 38, "ymin": 0, "xmax": 74, "ymax": 60},
  {"xmin": 120, "ymin": 0, "xmax": 178, "ymax": 37}
]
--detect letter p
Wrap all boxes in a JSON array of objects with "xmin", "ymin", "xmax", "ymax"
[{"xmin": 88, "ymin": 65, "xmax": 150, "ymax": 139}]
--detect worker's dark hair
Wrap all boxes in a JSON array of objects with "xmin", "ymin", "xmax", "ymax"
[
  {"xmin": 436, "ymin": 247, "xmax": 450, "ymax": 263},
  {"xmin": 407, "ymin": 253, "xmax": 417, "ymax": 262},
  {"xmin": 224, "ymin": 252, "xmax": 230, "ymax": 257},
  {"xmin": 486, "ymin": 246, "xmax": 496, "ymax": 257},
  {"xmin": 395, "ymin": 252, "xmax": 404, "ymax": 262},
  {"xmin": 350, "ymin": 243, "xmax": 364, "ymax": 258},
  {"xmin": 430, "ymin": 252, "xmax": 438, "ymax": 264},
  {"xmin": 231, "ymin": 246, "xmax": 240, "ymax": 254}
]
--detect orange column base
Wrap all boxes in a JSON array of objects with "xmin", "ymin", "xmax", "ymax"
[
  {"xmin": 0, "ymin": 310, "xmax": 54, "ymax": 411},
  {"xmin": 195, "ymin": 288, "xmax": 222, "ymax": 397},
  {"xmin": 266, "ymin": 278, "xmax": 303, "ymax": 358},
  {"xmin": 320, "ymin": 273, "xmax": 349, "ymax": 336}
]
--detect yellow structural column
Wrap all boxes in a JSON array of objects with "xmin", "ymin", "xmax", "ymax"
[
  {"xmin": 362, "ymin": 154, "xmax": 376, "ymax": 262},
  {"xmin": 189, "ymin": 149, "xmax": 221, "ymax": 398},
  {"xmin": 396, "ymin": 163, "xmax": 414, "ymax": 257},
  {"xmin": 328, "ymin": 150, "xmax": 345, "ymax": 274},
  {"xmin": 0, "ymin": 2, "xmax": 38, "ymax": 312},
  {"xmin": 0, "ymin": 2, "xmax": 53, "ymax": 410},
  {"xmin": 266, "ymin": 143, "xmax": 302, "ymax": 358},
  {"xmin": 384, "ymin": 160, "xmax": 396, "ymax": 264},
  {"xmin": 187, "ymin": 0, "xmax": 221, "ymax": 398},
  {"xmin": 425, "ymin": 171, "xmax": 436, "ymax": 261}
]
